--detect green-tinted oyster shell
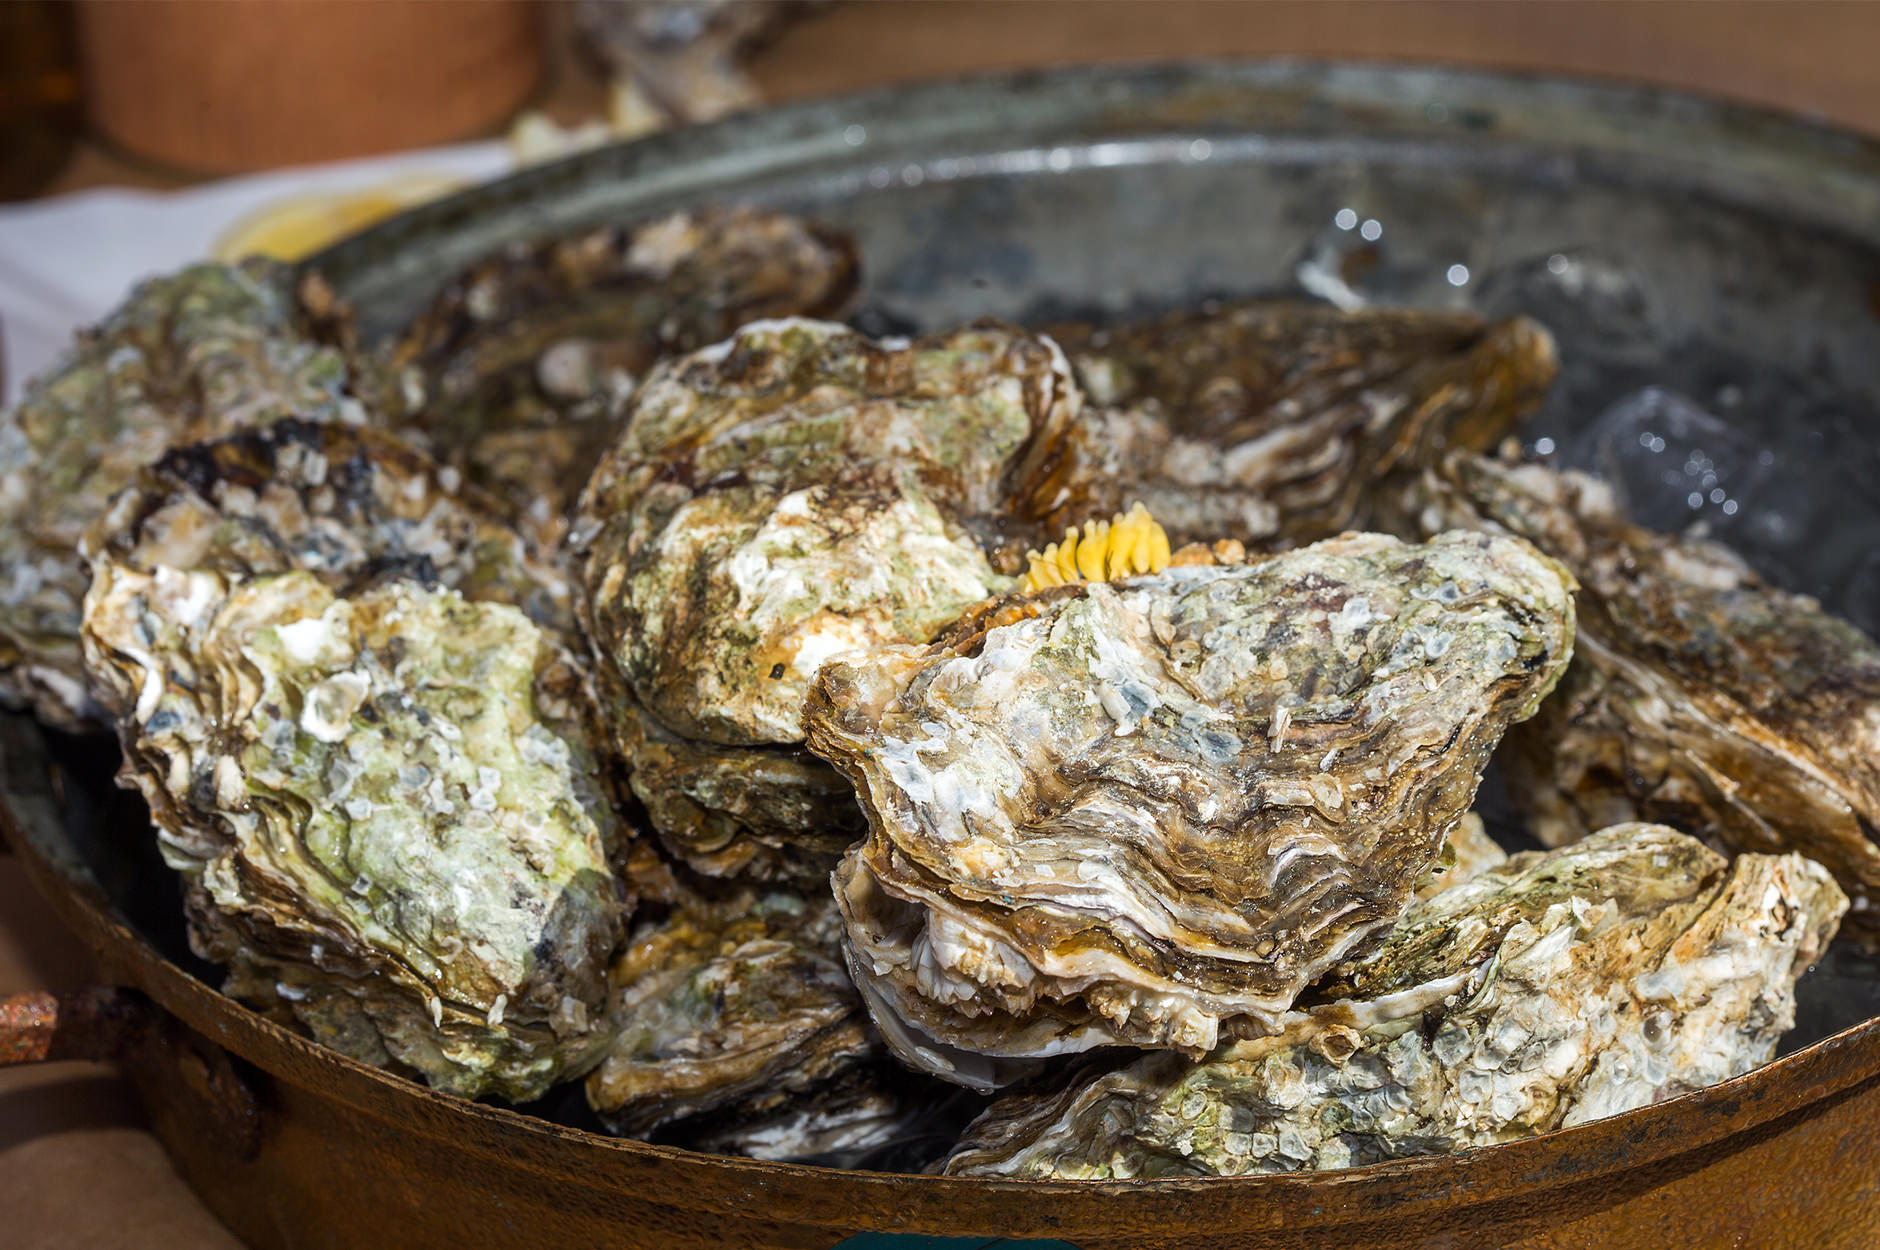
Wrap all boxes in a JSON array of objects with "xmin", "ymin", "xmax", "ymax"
[
  {"xmin": 384, "ymin": 207, "xmax": 859, "ymax": 545},
  {"xmin": 1399, "ymin": 451, "xmax": 1880, "ymax": 937},
  {"xmin": 805, "ymin": 531, "xmax": 1578, "ymax": 1088},
  {"xmin": 575, "ymin": 317, "xmax": 1078, "ymax": 879},
  {"xmin": 82, "ymin": 567, "xmax": 623, "ymax": 1100},
  {"xmin": 0, "ymin": 260, "xmax": 351, "ymax": 728},
  {"xmin": 943, "ymin": 825, "xmax": 1846, "ymax": 1178},
  {"xmin": 85, "ymin": 418, "xmax": 579, "ymax": 649}
]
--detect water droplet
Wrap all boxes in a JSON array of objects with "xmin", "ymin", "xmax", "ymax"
[
  {"xmin": 1334, "ymin": 207, "xmax": 1358, "ymax": 231},
  {"xmin": 1360, "ymin": 218, "xmax": 1383, "ymax": 242},
  {"xmin": 1047, "ymin": 147, "xmax": 1073, "ymax": 171},
  {"xmin": 1722, "ymin": 498, "xmax": 1739, "ymax": 516},
  {"xmin": 1187, "ymin": 138, "xmax": 1212, "ymax": 161},
  {"xmin": 1533, "ymin": 436, "xmax": 1556, "ymax": 456},
  {"xmin": 1687, "ymin": 491, "xmax": 1704, "ymax": 509},
  {"xmin": 901, "ymin": 164, "xmax": 925, "ymax": 185},
  {"xmin": 866, "ymin": 166, "xmax": 891, "ymax": 189},
  {"xmin": 1710, "ymin": 487, "xmax": 1727, "ymax": 503},
  {"xmin": 1546, "ymin": 253, "xmax": 1571, "ymax": 276},
  {"xmin": 842, "ymin": 124, "xmax": 866, "ymax": 146},
  {"xmin": 1446, "ymin": 263, "xmax": 1471, "ymax": 287}
]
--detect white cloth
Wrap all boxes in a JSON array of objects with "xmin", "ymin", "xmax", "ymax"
[{"xmin": 0, "ymin": 142, "xmax": 511, "ymax": 406}]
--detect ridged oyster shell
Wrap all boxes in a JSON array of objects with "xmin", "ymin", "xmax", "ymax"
[
  {"xmin": 1029, "ymin": 303, "xmax": 1557, "ymax": 547},
  {"xmin": 943, "ymin": 824, "xmax": 1846, "ymax": 1177},
  {"xmin": 0, "ymin": 260, "xmax": 352, "ymax": 729},
  {"xmin": 804, "ymin": 530, "xmax": 1578, "ymax": 1088},
  {"xmin": 386, "ymin": 208, "xmax": 858, "ymax": 545},
  {"xmin": 575, "ymin": 317, "xmax": 1078, "ymax": 878},
  {"xmin": 85, "ymin": 418, "xmax": 579, "ymax": 647},
  {"xmin": 1401, "ymin": 451, "xmax": 1880, "ymax": 936},
  {"xmin": 81, "ymin": 559, "xmax": 624, "ymax": 1100},
  {"xmin": 586, "ymin": 888, "xmax": 874, "ymax": 1136}
]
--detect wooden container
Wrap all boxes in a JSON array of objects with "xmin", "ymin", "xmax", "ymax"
[{"xmin": 74, "ymin": 0, "xmax": 541, "ymax": 174}]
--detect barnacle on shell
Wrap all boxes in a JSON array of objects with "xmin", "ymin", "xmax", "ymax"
[
  {"xmin": 0, "ymin": 260, "xmax": 354, "ymax": 729},
  {"xmin": 1397, "ymin": 450, "xmax": 1880, "ymax": 937},
  {"xmin": 805, "ymin": 530, "xmax": 1578, "ymax": 1088},
  {"xmin": 943, "ymin": 825, "xmax": 1846, "ymax": 1178}
]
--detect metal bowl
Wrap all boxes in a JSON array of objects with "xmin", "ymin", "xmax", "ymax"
[{"xmin": 7, "ymin": 61, "xmax": 1880, "ymax": 1250}]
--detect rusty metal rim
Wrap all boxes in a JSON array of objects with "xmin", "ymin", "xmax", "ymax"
[{"xmin": 6, "ymin": 706, "xmax": 1878, "ymax": 1240}]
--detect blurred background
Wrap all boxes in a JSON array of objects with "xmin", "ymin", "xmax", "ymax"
[{"xmin": 3, "ymin": 2, "xmax": 1878, "ymax": 1246}]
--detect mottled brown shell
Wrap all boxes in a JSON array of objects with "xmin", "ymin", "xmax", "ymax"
[
  {"xmin": 1403, "ymin": 451, "xmax": 1880, "ymax": 937},
  {"xmin": 1027, "ymin": 301, "xmax": 1558, "ymax": 548},
  {"xmin": 384, "ymin": 207, "xmax": 860, "ymax": 545},
  {"xmin": 806, "ymin": 530, "xmax": 1578, "ymax": 1087}
]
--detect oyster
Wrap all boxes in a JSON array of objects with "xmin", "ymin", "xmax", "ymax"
[
  {"xmin": 1401, "ymin": 451, "xmax": 1880, "ymax": 934},
  {"xmin": 805, "ymin": 530, "xmax": 1578, "ymax": 1088},
  {"xmin": 1025, "ymin": 303, "xmax": 1557, "ymax": 547},
  {"xmin": 0, "ymin": 260, "xmax": 353, "ymax": 729},
  {"xmin": 575, "ymin": 317, "xmax": 1079, "ymax": 878},
  {"xmin": 587, "ymin": 883, "xmax": 957, "ymax": 1164},
  {"xmin": 586, "ymin": 888, "xmax": 872, "ymax": 1136},
  {"xmin": 81, "ymin": 565, "xmax": 624, "ymax": 1101},
  {"xmin": 943, "ymin": 825, "xmax": 1847, "ymax": 1178},
  {"xmin": 86, "ymin": 418, "xmax": 579, "ymax": 647},
  {"xmin": 387, "ymin": 207, "xmax": 859, "ymax": 545}
]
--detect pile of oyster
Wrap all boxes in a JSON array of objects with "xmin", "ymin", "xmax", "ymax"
[{"xmin": 3, "ymin": 205, "xmax": 1867, "ymax": 1175}]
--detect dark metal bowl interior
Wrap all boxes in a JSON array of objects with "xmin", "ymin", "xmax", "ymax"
[{"xmin": 21, "ymin": 58, "xmax": 1880, "ymax": 1192}]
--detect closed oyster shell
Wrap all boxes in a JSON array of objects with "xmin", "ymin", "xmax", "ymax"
[
  {"xmin": 805, "ymin": 530, "xmax": 1578, "ymax": 1088},
  {"xmin": 575, "ymin": 317, "xmax": 1078, "ymax": 878},
  {"xmin": 1401, "ymin": 452, "xmax": 1880, "ymax": 935},
  {"xmin": 86, "ymin": 418, "xmax": 579, "ymax": 647},
  {"xmin": 386, "ymin": 207, "xmax": 858, "ymax": 545},
  {"xmin": 943, "ymin": 824, "xmax": 1847, "ymax": 1178},
  {"xmin": 1028, "ymin": 303, "xmax": 1557, "ymax": 547},
  {"xmin": 81, "ymin": 566, "xmax": 624, "ymax": 1101},
  {"xmin": 0, "ymin": 260, "xmax": 352, "ymax": 729},
  {"xmin": 586, "ymin": 887, "xmax": 879, "ymax": 1138}
]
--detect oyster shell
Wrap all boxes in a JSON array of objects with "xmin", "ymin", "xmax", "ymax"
[
  {"xmin": 805, "ymin": 530, "xmax": 1578, "ymax": 1088},
  {"xmin": 575, "ymin": 317, "xmax": 1078, "ymax": 878},
  {"xmin": 1026, "ymin": 303, "xmax": 1557, "ymax": 548},
  {"xmin": 0, "ymin": 260, "xmax": 352, "ymax": 729},
  {"xmin": 586, "ymin": 887, "xmax": 873, "ymax": 1136},
  {"xmin": 86, "ymin": 418, "xmax": 579, "ymax": 647},
  {"xmin": 1401, "ymin": 451, "xmax": 1880, "ymax": 935},
  {"xmin": 81, "ymin": 566, "xmax": 624, "ymax": 1101},
  {"xmin": 943, "ymin": 824, "xmax": 1847, "ymax": 1178},
  {"xmin": 387, "ymin": 207, "xmax": 859, "ymax": 545}
]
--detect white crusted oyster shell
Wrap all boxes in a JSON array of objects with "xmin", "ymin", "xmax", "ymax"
[
  {"xmin": 81, "ymin": 566, "xmax": 624, "ymax": 1101},
  {"xmin": 804, "ymin": 530, "xmax": 1578, "ymax": 1088},
  {"xmin": 1398, "ymin": 450, "xmax": 1880, "ymax": 938},
  {"xmin": 574, "ymin": 317, "xmax": 1080, "ymax": 879},
  {"xmin": 0, "ymin": 260, "xmax": 352, "ymax": 729},
  {"xmin": 943, "ymin": 824, "xmax": 1847, "ymax": 1177}
]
